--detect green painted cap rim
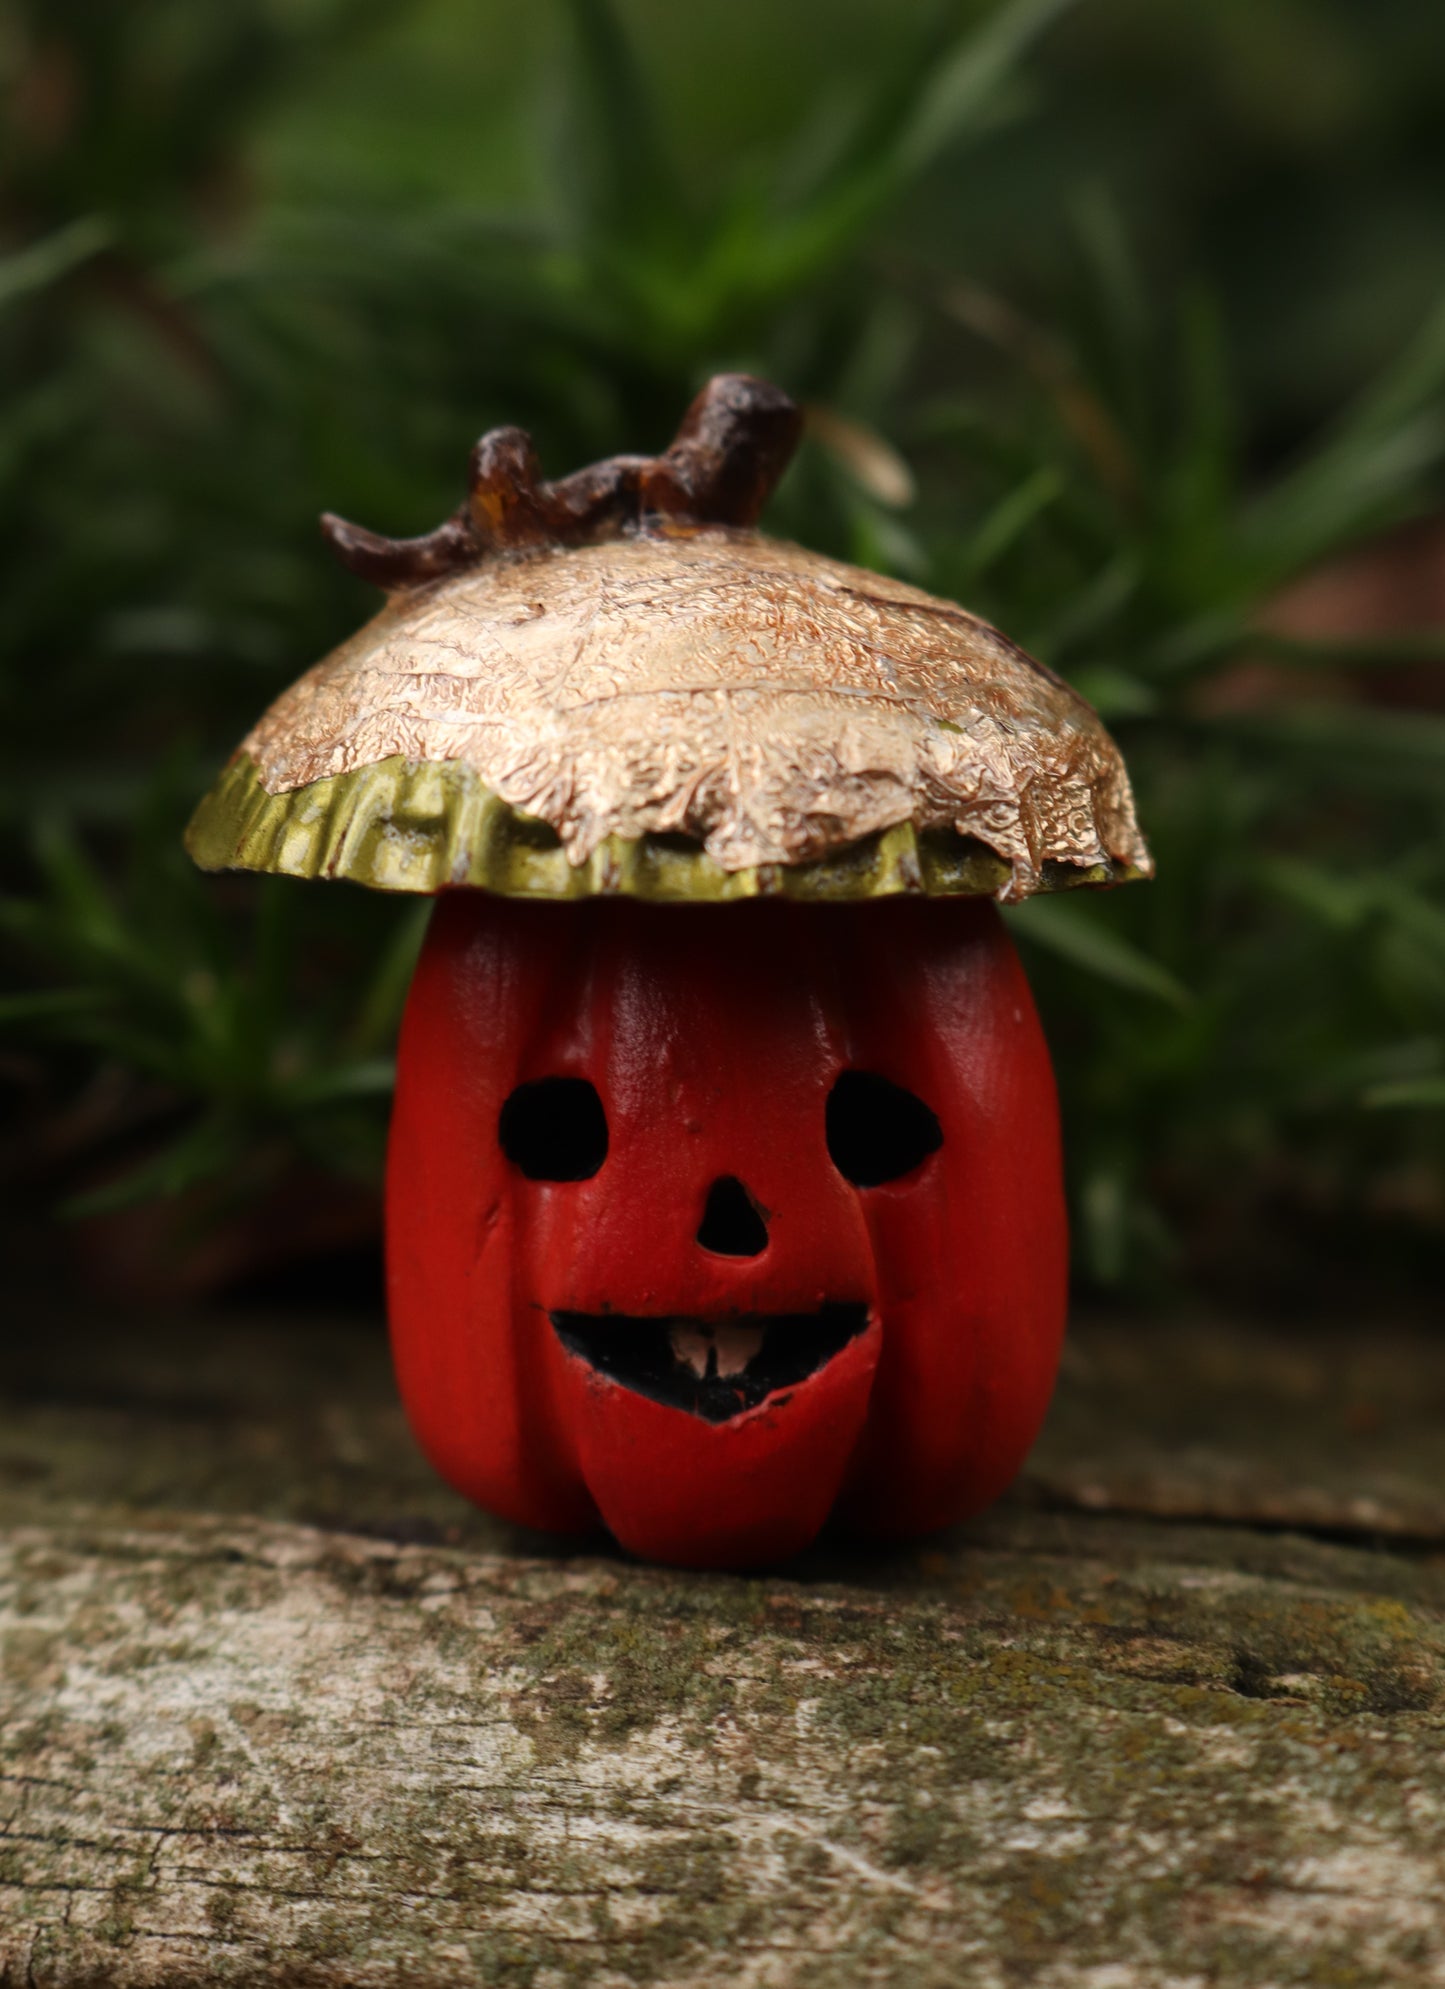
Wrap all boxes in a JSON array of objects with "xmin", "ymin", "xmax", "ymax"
[{"xmin": 186, "ymin": 753, "xmax": 1147, "ymax": 904}]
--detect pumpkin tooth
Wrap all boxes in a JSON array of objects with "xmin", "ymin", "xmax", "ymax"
[
  {"xmin": 713, "ymin": 1323, "xmax": 765, "ymax": 1378},
  {"xmin": 668, "ymin": 1321, "xmax": 765, "ymax": 1380}
]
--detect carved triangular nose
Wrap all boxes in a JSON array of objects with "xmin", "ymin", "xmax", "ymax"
[{"xmin": 696, "ymin": 1175, "xmax": 768, "ymax": 1258}]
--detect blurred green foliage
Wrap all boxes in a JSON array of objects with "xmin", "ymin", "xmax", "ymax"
[{"xmin": 2, "ymin": 0, "xmax": 1442, "ymax": 1302}]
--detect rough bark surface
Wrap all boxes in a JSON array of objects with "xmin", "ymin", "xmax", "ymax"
[{"xmin": 1, "ymin": 1310, "xmax": 1442, "ymax": 1987}]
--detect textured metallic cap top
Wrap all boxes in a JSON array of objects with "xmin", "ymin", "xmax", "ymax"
[{"xmin": 187, "ymin": 375, "xmax": 1152, "ymax": 904}]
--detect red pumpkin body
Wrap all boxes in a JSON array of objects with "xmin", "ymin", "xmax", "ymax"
[{"xmin": 386, "ymin": 891, "xmax": 1066, "ymax": 1568}]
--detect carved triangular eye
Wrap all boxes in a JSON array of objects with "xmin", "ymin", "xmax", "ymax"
[
  {"xmin": 826, "ymin": 1070, "xmax": 942, "ymax": 1186},
  {"xmin": 499, "ymin": 1078, "xmax": 608, "ymax": 1180}
]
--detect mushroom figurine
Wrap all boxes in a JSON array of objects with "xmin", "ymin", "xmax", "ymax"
[{"xmin": 188, "ymin": 376, "xmax": 1151, "ymax": 1570}]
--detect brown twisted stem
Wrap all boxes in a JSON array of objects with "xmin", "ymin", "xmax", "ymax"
[{"xmin": 321, "ymin": 374, "xmax": 803, "ymax": 589}]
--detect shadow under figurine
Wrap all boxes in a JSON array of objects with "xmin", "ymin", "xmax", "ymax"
[{"xmin": 188, "ymin": 375, "xmax": 1152, "ymax": 1570}]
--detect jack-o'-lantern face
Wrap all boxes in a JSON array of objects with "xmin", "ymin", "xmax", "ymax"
[
  {"xmin": 386, "ymin": 892, "xmax": 1066, "ymax": 1569},
  {"xmin": 186, "ymin": 374, "xmax": 1149, "ymax": 1573}
]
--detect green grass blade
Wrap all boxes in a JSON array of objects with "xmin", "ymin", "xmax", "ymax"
[
  {"xmin": 895, "ymin": 0, "xmax": 1079, "ymax": 177},
  {"xmin": 0, "ymin": 988, "xmax": 110, "ymax": 1027},
  {"xmin": 348, "ymin": 901, "xmax": 430, "ymax": 1056},
  {"xmin": 60, "ymin": 1115, "xmax": 242, "ymax": 1218},
  {"xmin": 286, "ymin": 1059, "xmax": 397, "ymax": 1109},
  {"xmin": 558, "ymin": 0, "xmax": 678, "ymax": 240},
  {"xmin": 1244, "ymin": 294, "xmax": 1445, "ymax": 575},
  {"xmin": 1005, "ymin": 899, "xmax": 1190, "ymax": 1007},
  {"xmin": 0, "ymin": 218, "xmax": 113, "ymax": 313},
  {"xmin": 962, "ymin": 464, "xmax": 1063, "ymax": 577},
  {"xmin": 1363, "ymin": 1078, "xmax": 1445, "ymax": 1110}
]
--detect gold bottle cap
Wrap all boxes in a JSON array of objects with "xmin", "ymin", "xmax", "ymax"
[{"xmin": 187, "ymin": 376, "xmax": 1151, "ymax": 903}]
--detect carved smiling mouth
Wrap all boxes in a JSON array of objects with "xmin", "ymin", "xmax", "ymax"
[{"xmin": 550, "ymin": 1303, "xmax": 871, "ymax": 1424}]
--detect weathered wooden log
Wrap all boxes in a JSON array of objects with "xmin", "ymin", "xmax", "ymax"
[{"xmin": 2, "ymin": 1312, "xmax": 1443, "ymax": 1986}]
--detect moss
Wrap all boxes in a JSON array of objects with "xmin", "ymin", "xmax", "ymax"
[
  {"xmin": 0, "ymin": 1627, "xmax": 63, "ymax": 1688},
  {"xmin": 6, "ymin": 1404, "xmax": 1445, "ymax": 1988},
  {"xmin": 206, "ymin": 1890, "xmax": 240, "ymax": 1934}
]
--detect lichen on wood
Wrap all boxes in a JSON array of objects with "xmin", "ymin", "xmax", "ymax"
[{"xmin": 2, "ymin": 1312, "xmax": 1443, "ymax": 1987}]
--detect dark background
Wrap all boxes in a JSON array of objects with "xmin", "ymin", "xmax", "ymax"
[{"xmin": 3, "ymin": 0, "xmax": 1442, "ymax": 1322}]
